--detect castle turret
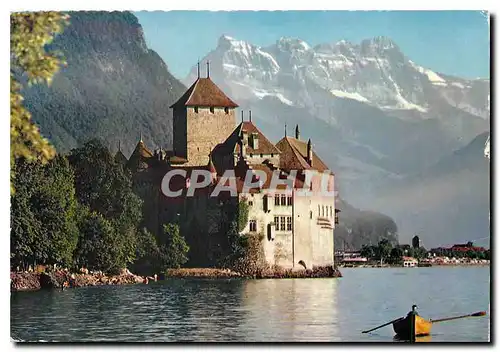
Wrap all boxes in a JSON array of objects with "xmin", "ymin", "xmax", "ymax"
[
  {"xmin": 114, "ymin": 140, "xmax": 128, "ymax": 165},
  {"xmin": 307, "ymin": 138, "xmax": 313, "ymax": 166},
  {"xmin": 169, "ymin": 70, "xmax": 239, "ymax": 166},
  {"xmin": 295, "ymin": 124, "xmax": 300, "ymax": 140}
]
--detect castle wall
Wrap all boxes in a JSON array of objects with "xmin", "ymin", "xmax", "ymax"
[
  {"xmin": 185, "ymin": 107, "xmax": 236, "ymax": 166},
  {"xmin": 293, "ymin": 172, "xmax": 335, "ymax": 269},
  {"xmin": 240, "ymin": 191, "xmax": 294, "ymax": 268},
  {"xmin": 172, "ymin": 107, "xmax": 187, "ymax": 158}
]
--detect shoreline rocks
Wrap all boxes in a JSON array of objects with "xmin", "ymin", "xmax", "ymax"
[
  {"xmin": 11, "ymin": 269, "xmax": 145, "ymax": 292},
  {"xmin": 11, "ymin": 265, "xmax": 343, "ymax": 292}
]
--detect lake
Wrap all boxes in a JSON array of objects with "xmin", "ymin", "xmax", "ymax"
[{"xmin": 10, "ymin": 266, "xmax": 490, "ymax": 342}]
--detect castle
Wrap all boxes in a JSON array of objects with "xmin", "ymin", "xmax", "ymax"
[{"xmin": 115, "ymin": 68, "xmax": 338, "ymax": 269}]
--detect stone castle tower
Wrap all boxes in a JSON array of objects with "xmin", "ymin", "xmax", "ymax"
[{"xmin": 170, "ymin": 64, "xmax": 238, "ymax": 166}]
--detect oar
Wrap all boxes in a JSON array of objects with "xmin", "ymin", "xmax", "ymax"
[
  {"xmin": 430, "ymin": 311, "xmax": 487, "ymax": 324},
  {"xmin": 362, "ymin": 317, "xmax": 404, "ymax": 334}
]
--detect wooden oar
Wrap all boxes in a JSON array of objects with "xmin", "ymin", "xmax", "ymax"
[
  {"xmin": 362, "ymin": 317, "xmax": 404, "ymax": 334},
  {"xmin": 430, "ymin": 311, "xmax": 487, "ymax": 324}
]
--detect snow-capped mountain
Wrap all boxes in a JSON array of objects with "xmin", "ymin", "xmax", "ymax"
[
  {"xmin": 187, "ymin": 35, "xmax": 488, "ymax": 120},
  {"xmin": 184, "ymin": 35, "xmax": 489, "ymax": 246}
]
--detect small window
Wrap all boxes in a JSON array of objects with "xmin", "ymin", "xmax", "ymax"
[
  {"xmin": 287, "ymin": 196, "xmax": 293, "ymax": 206},
  {"xmin": 194, "ymin": 107, "xmax": 199, "ymax": 113},
  {"xmin": 286, "ymin": 216, "xmax": 292, "ymax": 231},
  {"xmin": 274, "ymin": 216, "xmax": 279, "ymax": 231},
  {"xmin": 271, "ymin": 153, "xmax": 274, "ymax": 157},
  {"xmin": 280, "ymin": 216, "xmax": 286, "ymax": 231},
  {"xmin": 248, "ymin": 201, "xmax": 253, "ymax": 206},
  {"xmin": 210, "ymin": 107, "xmax": 215, "ymax": 114},
  {"xmin": 330, "ymin": 206, "xmax": 333, "ymax": 217},
  {"xmin": 275, "ymin": 195, "xmax": 280, "ymax": 206},
  {"xmin": 249, "ymin": 220, "xmax": 257, "ymax": 232},
  {"xmin": 280, "ymin": 195, "xmax": 287, "ymax": 206},
  {"xmin": 260, "ymin": 154, "xmax": 263, "ymax": 158},
  {"xmin": 322, "ymin": 206, "xmax": 325, "ymax": 217},
  {"xmin": 318, "ymin": 205, "xmax": 320, "ymax": 216},
  {"xmin": 224, "ymin": 107, "xmax": 229, "ymax": 114},
  {"xmin": 250, "ymin": 153, "xmax": 253, "ymax": 157},
  {"xmin": 309, "ymin": 211, "xmax": 313, "ymax": 219}
]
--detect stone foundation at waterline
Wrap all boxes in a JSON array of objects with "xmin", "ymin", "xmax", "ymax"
[{"xmin": 164, "ymin": 265, "xmax": 342, "ymax": 279}]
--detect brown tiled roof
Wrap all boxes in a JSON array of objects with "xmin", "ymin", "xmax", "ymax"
[
  {"xmin": 218, "ymin": 121, "xmax": 282, "ymax": 157},
  {"xmin": 127, "ymin": 140, "xmax": 153, "ymax": 170},
  {"xmin": 275, "ymin": 136, "xmax": 330, "ymax": 172},
  {"xmin": 170, "ymin": 78, "xmax": 239, "ymax": 108},
  {"xmin": 169, "ymin": 155, "xmax": 188, "ymax": 165}
]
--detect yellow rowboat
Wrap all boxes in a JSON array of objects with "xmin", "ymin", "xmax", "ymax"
[
  {"xmin": 362, "ymin": 305, "xmax": 486, "ymax": 342},
  {"xmin": 393, "ymin": 314, "xmax": 432, "ymax": 341}
]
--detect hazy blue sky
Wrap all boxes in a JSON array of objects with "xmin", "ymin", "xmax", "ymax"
[{"xmin": 135, "ymin": 11, "xmax": 490, "ymax": 80}]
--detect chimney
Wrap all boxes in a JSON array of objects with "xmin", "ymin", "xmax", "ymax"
[
  {"xmin": 241, "ymin": 110, "xmax": 244, "ymax": 122},
  {"xmin": 249, "ymin": 110, "xmax": 252, "ymax": 122},
  {"xmin": 239, "ymin": 140, "xmax": 246, "ymax": 158},
  {"xmin": 207, "ymin": 61, "xmax": 210, "ymax": 78},
  {"xmin": 251, "ymin": 133, "xmax": 259, "ymax": 150},
  {"xmin": 241, "ymin": 129, "xmax": 248, "ymax": 146},
  {"xmin": 295, "ymin": 124, "xmax": 300, "ymax": 140},
  {"xmin": 307, "ymin": 139, "xmax": 313, "ymax": 166}
]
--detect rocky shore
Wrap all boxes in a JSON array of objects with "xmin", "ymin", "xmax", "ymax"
[
  {"xmin": 11, "ymin": 265, "xmax": 342, "ymax": 292},
  {"xmin": 11, "ymin": 269, "xmax": 144, "ymax": 292}
]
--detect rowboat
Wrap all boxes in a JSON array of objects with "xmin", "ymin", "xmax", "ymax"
[
  {"xmin": 393, "ymin": 313, "xmax": 432, "ymax": 341},
  {"xmin": 362, "ymin": 305, "xmax": 486, "ymax": 342}
]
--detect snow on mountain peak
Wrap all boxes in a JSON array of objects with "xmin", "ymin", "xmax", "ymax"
[
  {"xmin": 276, "ymin": 37, "xmax": 311, "ymax": 52},
  {"xmin": 185, "ymin": 34, "xmax": 488, "ymax": 122}
]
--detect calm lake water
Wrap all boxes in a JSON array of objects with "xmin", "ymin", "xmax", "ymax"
[{"xmin": 11, "ymin": 266, "xmax": 490, "ymax": 342}]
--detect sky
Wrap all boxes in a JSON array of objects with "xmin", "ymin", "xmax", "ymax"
[{"xmin": 135, "ymin": 11, "xmax": 490, "ymax": 80}]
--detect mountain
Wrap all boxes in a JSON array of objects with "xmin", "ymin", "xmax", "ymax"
[
  {"xmin": 334, "ymin": 198, "xmax": 399, "ymax": 251},
  {"xmin": 371, "ymin": 131, "xmax": 490, "ymax": 247},
  {"xmin": 22, "ymin": 11, "xmax": 186, "ymax": 157},
  {"xmin": 184, "ymin": 35, "xmax": 490, "ymax": 206},
  {"xmin": 183, "ymin": 35, "xmax": 490, "ymax": 247}
]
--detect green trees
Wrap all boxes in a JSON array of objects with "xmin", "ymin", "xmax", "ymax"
[
  {"xmin": 389, "ymin": 247, "xmax": 404, "ymax": 264},
  {"xmin": 68, "ymin": 139, "xmax": 143, "ymax": 269},
  {"xmin": 11, "ymin": 156, "xmax": 79, "ymax": 270},
  {"xmin": 10, "ymin": 139, "xmax": 192, "ymax": 275},
  {"xmin": 74, "ymin": 210, "xmax": 122, "ymax": 273},
  {"xmin": 159, "ymin": 224, "xmax": 189, "ymax": 269},
  {"xmin": 10, "ymin": 12, "xmax": 69, "ymax": 191}
]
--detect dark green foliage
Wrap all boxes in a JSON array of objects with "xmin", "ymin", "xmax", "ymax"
[
  {"xmin": 237, "ymin": 200, "xmax": 250, "ymax": 233},
  {"xmin": 377, "ymin": 238, "xmax": 392, "ymax": 264},
  {"xmin": 69, "ymin": 139, "xmax": 143, "ymax": 270},
  {"xmin": 131, "ymin": 227, "xmax": 161, "ymax": 276},
  {"xmin": 11, "ymin": 156, "xmax": 79, "ymax": 269},
  {"xmin": 74, "ymin": 210, "xmax": 123, "ymax": 273},
  {"xmin": 22, "ymin": 11, "xmax": 186, "ymax": 157},
  {"xmin": 158, "ymin": 223, "xmax": 189, "ymax": 269},
  {"xmin": 389, "ymin": 247, "xmax": 404, "ymax": 264}
]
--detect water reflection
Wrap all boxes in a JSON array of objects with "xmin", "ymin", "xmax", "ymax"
[
  {"xmin": 241, "ymin": 279, "xmax": 340, "ymax": 342},
  {"xmin": 393, "ymin": 334, "xmax": 432, "ymax": 343},
  {"xmin": 11, "ymin": 267, "xmax": 490, "ymax": 342}
]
